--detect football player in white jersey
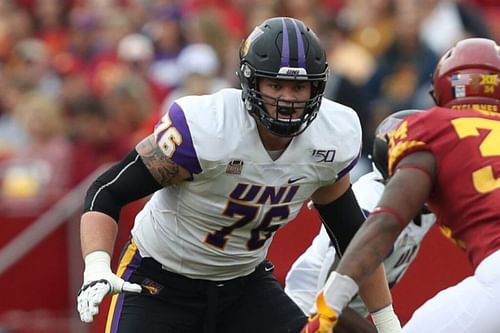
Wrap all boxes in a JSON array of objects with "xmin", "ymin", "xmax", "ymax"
[
  {"xmin": 77, "ymin": 17, "xmax": 399, "ymax": 333},
  {"xmin": 285, "ymin": 110, "xmax": 435, "ymax": 332}
]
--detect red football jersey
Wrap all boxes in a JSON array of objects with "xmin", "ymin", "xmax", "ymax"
[{"xmin": 387, "ymin": 106, "xmax": 500, "ymax": 269}]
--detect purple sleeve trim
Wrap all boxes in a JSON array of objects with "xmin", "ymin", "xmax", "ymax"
[
  {"xmin": 158, "ymin": 103, "xmax": 202, "ymax": 175},
  {"xmin": 336, "ymin": 150, "xmax": 361, "ymax": 181}
]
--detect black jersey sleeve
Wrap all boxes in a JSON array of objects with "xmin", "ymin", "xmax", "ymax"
[
  {"xmin": 83, "ymin": 149, "xmax": 163, "ymax": 221},
  {"xmin": 315, "ymin": 186, "xmax": 366, "ymax": 257}
]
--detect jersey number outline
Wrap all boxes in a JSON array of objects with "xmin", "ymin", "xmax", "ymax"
[
  {"xmin": 388, "ymin": 245, "xmax": 418, "ymax": 288},
  {"xmin": 451, "ymin": 117, "xmax": 500, "ymax": 193},
  {"xmin": 155, "ymin": 113, "xmax": 182, "ymax": 158},
  {"xmin": 205, "ymin": 201, "xmax": 290, "ymax": 251}
]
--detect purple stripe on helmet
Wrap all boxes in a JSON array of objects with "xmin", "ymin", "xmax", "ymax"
[
  {"xmin": 281, "ymin": 18, "xmax": 290, "ymax": 67},
  {"xmin": 156, "ymin": 103, "xmax": 202, "ymax": 175},
  {"xmin": 291, "ymin": 19, "xmax": 306, "ymax": 68}
]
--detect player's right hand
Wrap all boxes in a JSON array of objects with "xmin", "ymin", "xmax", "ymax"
[
  {"xmin": 77, "ymin": 251, "xmax": 141, "ymax": 323},
  {"xmin": 300, "ymin": 292, "xmax": 339, "ymax": 333}
]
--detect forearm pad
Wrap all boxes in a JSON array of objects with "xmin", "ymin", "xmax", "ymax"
[
  {"xmin": 315, "ymin": 186, "xmax": 366, "ymax": 256},
  {"xmin": 83, "ymin": 150, "xmax": 163, "ymax": 221}
]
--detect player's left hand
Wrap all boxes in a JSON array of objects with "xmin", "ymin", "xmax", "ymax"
[{"xmin": 300, "ymin": 292, "xmax": 338, "ymax": 333}]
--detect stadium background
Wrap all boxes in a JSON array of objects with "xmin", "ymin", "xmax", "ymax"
[{"xmin": 0, "ymin": 0, "xmax": 496, "ymax": 332}]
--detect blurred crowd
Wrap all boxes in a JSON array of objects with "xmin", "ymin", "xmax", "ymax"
[{"xmin": 0, "ymin": 0, "xmax": 497, "ymax": 216}]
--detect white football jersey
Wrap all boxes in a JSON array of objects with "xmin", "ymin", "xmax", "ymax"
[
  {"xmin": 131, "ymin": 88, "xmax": 362, "ymax": 280},
  {"xmin": 285, "ymin": 169, "xmax": 435, "ymax": 316}
]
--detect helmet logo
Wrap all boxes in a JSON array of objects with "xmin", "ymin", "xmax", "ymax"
[
  {"xmin": 241, "ymin": 27, "xmax": 264, "ymax": 58},
  {"xmin": 451, "ymin": 74, "xmax": 472, "ymax": 86},
  {"xmin": 451, "ymin": 74, "xmax": 472, "ymax": 98},
  {"xmin": 480, "ymin": 74, "xmax": 499, "ymax": 94},
  {"xmin": 278, "ymin": 67, "xmax": 307, "ymax": 77},
  {"xmin": 450, "ymin": 73, "xmax": 500, "ymax": 99}
]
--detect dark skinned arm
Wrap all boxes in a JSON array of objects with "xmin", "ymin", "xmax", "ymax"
[{"xmin": 336, "ymin": 151, "xmax": 436, "ymax": 287}]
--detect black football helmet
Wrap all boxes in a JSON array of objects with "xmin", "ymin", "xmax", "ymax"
[
  {"xmin": 371, "ymin": 109, "xmax": 422, "ymax": 180},
  {"xmin": 238, "ymin": 17, "xmax": 329, "ymax": 137}
]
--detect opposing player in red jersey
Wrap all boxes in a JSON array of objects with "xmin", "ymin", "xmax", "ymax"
[{"xmin": 300, "ymin": 38, "xmax": 500, "ymax": 333}]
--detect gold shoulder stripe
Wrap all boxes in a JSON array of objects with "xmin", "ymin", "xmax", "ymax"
[{"xmin": 388, "ymin": 140, "xmax": 426, "ymax": 175}]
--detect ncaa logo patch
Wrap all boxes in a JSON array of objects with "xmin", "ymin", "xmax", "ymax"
[{"xmin": 226, "ymin": 160, "xmax": 244, "ymax": 174}]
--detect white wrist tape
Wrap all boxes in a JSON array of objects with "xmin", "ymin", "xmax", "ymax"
[
  {"xmin": 371, "ymin": 304, "xmax": 401, "ymax": 333},
  {"xmin": 322, "ymin": 272, "xmax": 359, "ymax": 314},
  {"xmin": 83, "ymin": 250, "xmax": 112, "ymax": 282}
]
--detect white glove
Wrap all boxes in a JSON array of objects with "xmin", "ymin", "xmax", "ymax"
[
  {"xmin": 77, "ymin": 251, "xmax": 142, "ymax": 323},
  {"xmin": 370, "ymin": 304, "xmax": 402, "ymax": 333}
]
